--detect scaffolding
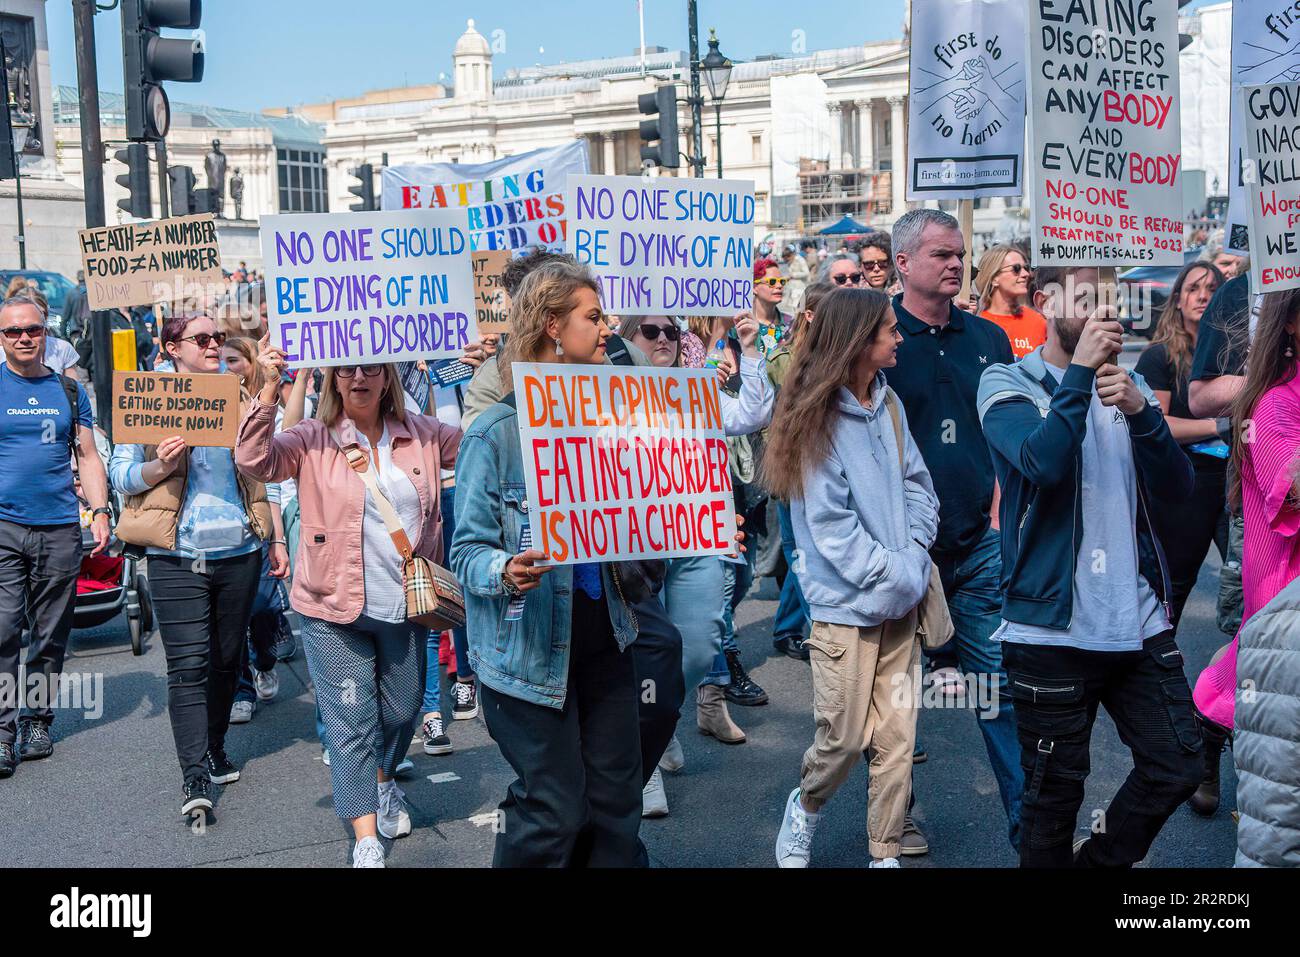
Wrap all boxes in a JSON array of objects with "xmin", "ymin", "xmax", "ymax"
[{"xmin": 798, "ymin": 159, "xmax": 893, "ymax": 230}]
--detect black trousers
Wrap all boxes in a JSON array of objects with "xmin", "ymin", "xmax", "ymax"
[
  {"xmin": 481, "ymin": 590, "xmax": 644, "ymax": 868},
  {"xmin": 0, "ymin": 520, "xmax": 81, "ymax": 744},
  {"xmin": 1149, "ymin": 466, "xmax": 1228, "ymax": 629},
  {"xmin": 631, "ymin": 593, "xmax": 686, "ymax": 785},
  {"xmin": 1003, "ymin": 631, "xmax": 1204, "ymax": 868},
  {"xmin": 148, "ymin": 550, "xmax": 261, "ymax": 783}
]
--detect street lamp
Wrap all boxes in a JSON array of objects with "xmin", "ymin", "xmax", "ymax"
[
  {"xmin": 6, "ymin": 97, "xmax": 33, "ymax": 269},
  {"xmin": 701, "ymin": 28, "xmax": 732, "ymax": 178}
]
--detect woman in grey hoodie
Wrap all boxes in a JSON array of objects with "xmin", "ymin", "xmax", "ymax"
[{"xmin": 764, "ymin": 288, "xmax": 940, "ymax": 869}]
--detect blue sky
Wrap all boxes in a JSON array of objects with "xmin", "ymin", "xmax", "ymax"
[{"xmin": 45, "ymin": 0, "xmax": 910, "ymax": 112}]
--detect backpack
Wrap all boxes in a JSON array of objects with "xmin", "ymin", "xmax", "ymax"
[{"xmin": 59, "ymin": 374, "xmax": 82, "ymax": 463}]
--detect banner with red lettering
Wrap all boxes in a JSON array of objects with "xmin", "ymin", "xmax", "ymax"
[
  {"xmin": 1242, "ymin": 82, "xmax": 1300, "ymax": 294},
  {"xmin": 1027, "ymin": 0, "xmax": 1184, "ymax": 266},
  {"xmin": 511, "ymin": 362, "xmax": 737, "ymax": 565},
  {"xmin": 380, "ymin": 141, "xmax": 588, "ymax": 253}
]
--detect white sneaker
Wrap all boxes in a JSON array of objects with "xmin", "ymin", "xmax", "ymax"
[
  {"xmin": 869, "ymin": 857, "xmax": 901, "ymax": 868},
  {"xmin": 253, "ymin": 666, "xmax": 279, "ymax": 701},
  {"xmin": 775, "ymin": 787, "xmax": 819, "ymax": 868},
  {"xmin": 395, "ymin": 757, "xmax": 414, "ymax": 776},
  {"xmin": 377, "ymin": 780, "xmax": 412, "ymax": 839},
  {"xmin": 229, "ymin": 699, "xmax": 254, "ymax": 724},
  {"xmin": 321, "ymin": 748, "xmax": 330, "ymax": 766},
  {"xmin": 658, "ymin": 734, "xmax": 685, "ymax": 773},
  {"xmin": 642, "ymin": 767, "xmax": 669, "ymax": 818},
  {"xmin": 352, "ymin": 835, "xmax": 385, "ymax": 868},
  {"xmin": 929, "ymin": 666, "xmax": 964, "ymax": 698}
]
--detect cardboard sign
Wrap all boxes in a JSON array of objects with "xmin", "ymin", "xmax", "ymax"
[
  {"xmin": 472, "ymin": 249, "xmax": 512, "ymax": 335},
  {"xmin": 260, "ymin": 209, "xmax": 476, "ymax": 369},
  {"xmin": 1226, "ymin": 0, "xmax": 1300, "ymax": 254},
  {"xmin": 907, "ymin": 0, "xmax": 1027, "ymax": 199},
  {"xmin": 1243, "ymin": 82, "xmax": 1300, "ymax": 294},
  {"xmin": 1027, "ymin": 0, "xmax": 1184, "ymax": 266},
  {"xmin": 512, "ymin": 362, "xmax": 737, "ymax": 565},
  {"xmin": 112, "ymin": 370, "xmax": 241, "ymax": 447},
  {"xmin": 566, "ymin": 174, "xmax": 755, "ymax": 317},
  {"xmin": 79, "ymin": 213, "xmax": 223, "ymax": 311},
  {"xmin": 381, "ymin": 141, "xmax": 588, "ymax": 252}
]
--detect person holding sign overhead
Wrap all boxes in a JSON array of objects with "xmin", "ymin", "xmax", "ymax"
[
  {"xmin": 451, "ymin": 261, "xmax": 653, "ymax": 867},
  {"xmin": 235, "ymin": 345, "xmax": 462, "ymax": 869},
  {"xmin": 108, "ymin": 315, "xmax": 272, "ymax": 823}
]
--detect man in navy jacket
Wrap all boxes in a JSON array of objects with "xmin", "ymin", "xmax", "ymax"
[{"xmin": 976, "ymin": 265, "xmax": 1203, "ymax": 868}]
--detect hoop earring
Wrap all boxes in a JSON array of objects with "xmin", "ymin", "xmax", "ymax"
[{"xmin": 553, "ymin": 337, "xmax": 564, "ymax": 357}]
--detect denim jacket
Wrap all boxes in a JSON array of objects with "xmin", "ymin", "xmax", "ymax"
[{"xmin": 450, "ymin": 398, "xmax": 638, "ymax": 709}]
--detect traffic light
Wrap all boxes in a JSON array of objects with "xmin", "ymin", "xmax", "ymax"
[
  {"xmin": 168, "ymin": 164, "xmax": 196, "ymax": 214},
  {"xmin": 115, "ymin": 143, "xmax": 152, "ymax": 218},
  {"xmin": 122, "ymin": 0, "xmax": 205, "ymax": 142},
  {"xmin": 348, "ymin": 163, "xmax": 376, "ymax": 211},
  {"xmin": 638, "ymin": 85, "xmax": 680, "ymax": 170}
]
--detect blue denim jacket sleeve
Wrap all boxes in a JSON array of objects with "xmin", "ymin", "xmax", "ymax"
[{"xmin": 450, "ymin": 428, "xmax": 511, "ymax": 597}]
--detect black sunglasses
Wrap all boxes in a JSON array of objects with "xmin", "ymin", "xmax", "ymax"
[
  {"xmin": 336, "ymin": 365, "xmax": 385, "ymax": 379},
  {"xmin": 180, "ymin": 332, "xmax": 227, "ymax": 349},
  {"xmin": 832, "ymin": 272, "xmax": 864, "ymax": 285},
  {"xmin": 1, "ymin": 323, "xmax": 46, "ymax": 341},
  {"xmin": 638, "ymin": 324, "xmax": 680, "ymax": 342},
  {"xmin": 999, "ymin": 263, "xmax": 1030, "ymax": 276}
]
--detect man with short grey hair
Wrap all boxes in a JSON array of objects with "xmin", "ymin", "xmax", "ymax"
[{"xmin": 884, "ymin": 208, "xmax": 1023, "ymax": 852}]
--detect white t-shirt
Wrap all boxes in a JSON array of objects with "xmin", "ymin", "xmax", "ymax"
[
  {"xmin": 43, "ymin": 337, "xmax": 80, "ymax": 375},
  {"xmin": 356, "ymin": 423, "xmax": 422, "ymax": 623}
]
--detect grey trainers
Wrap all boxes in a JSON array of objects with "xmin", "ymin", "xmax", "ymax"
[
  {"xmin": 642, "ymin": 767, "xmax": 669, "ymax": 818},
  {"xmin": 775, "ymin": 787, "xmax": 819, "ymax": 868},
  {"xmin": 352, "ymin": 835, "xmax": 385, "ymax": 868},
  {"xmin": 900, "ymin": 813, "xmax": 929, "ymax": 856}
]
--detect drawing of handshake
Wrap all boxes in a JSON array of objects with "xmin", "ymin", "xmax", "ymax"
[{"xmin": 947, "ymin": 56, "xmax": 1000, "ymax": 120}]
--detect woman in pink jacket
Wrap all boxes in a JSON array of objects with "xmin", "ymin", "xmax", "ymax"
[{"xmin": 236, "ymin": 342, "xmax": 461, "ymax": 868}]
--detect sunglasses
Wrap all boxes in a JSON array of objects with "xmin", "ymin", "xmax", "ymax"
[
  {"xmin": 1, "ymin": 323, "xmax": 46, "ymax": 341},
  {"xmin": 755, "ymin": 277, "xmax": 788, "ymax": 288},
  {"xmin": 179, "ymin": 332, "xmax": 227, "ymax": 349},
  {"xmin": 832, "ymin": 272, "xmax": 864, "ymax": 286},
  {"xmin": 638, "ymin": 324, "xmax": 680, "ymax": 342},
  {"xmin": 335, "ymin": 365, "xmax": 385, "ymax": 379},
  {"xmin": 862, "ymin": 260, "xmax": 890, "ymax": 272},
  {"xmin": 998, "ymin": 263, "xmax": 1030, "ymax": 276}
]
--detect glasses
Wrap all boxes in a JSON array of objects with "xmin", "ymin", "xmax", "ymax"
[
  {"xmin": 1, "ymin": 323, "xmax": 46, "ymax": 341},
  {"xmin": 179, "ymin": 332, "xmax": 227, "ymax": 349},
  {"xmin": 335, "ymin": 365, "xmax": 385, "ymax": 379},
  {"xmin": 998, "ymin": 263, "xmax": 1030, "ymax": 276},
  {"xmin": 755, "ymin": 277, "xmax": 788, "ymax": 288},
  {"xmin": 637, "ymin": 324, "xmax": 680, "ymax": 342},
  {"xmin": 832, "ymin": 272, "xmax": 864, "ymax": 286},
  {"xmin": 862, "ymin": 260, "xmax": 890, "ymax": 272}
]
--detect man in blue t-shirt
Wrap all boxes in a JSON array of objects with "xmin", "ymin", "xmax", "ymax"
[{"xmin": 0, "ymin": 297, "xmax": 111, "ymax": 778}]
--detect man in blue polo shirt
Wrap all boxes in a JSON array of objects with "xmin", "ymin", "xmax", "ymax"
[
  {"xmin": 886, "ymin": 209, "xmax": 1022, "ymax": 850},
  {"xmin": 0, "ymin": 296, "xmax": 111, "ymax": 778}
]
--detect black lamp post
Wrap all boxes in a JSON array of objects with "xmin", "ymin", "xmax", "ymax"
[
  {"xmin": 6, "ymin": 95, "xmax": 33, "ymax": 269},
  {"xmin": 701, "ymin": 28, "xmax": 733, "ymax": 178}
]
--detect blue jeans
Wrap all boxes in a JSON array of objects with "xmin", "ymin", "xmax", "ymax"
[
  {"xmin": 440, "ymin": 485, "xmax": 472, "ymax": 680},
  {"xmin": 663, "ymin": 556, "xmax": 730, "ymax": 689},
  {"xmin": 421, "ymin": 630, "xmax": 443, "ymax": 714},
  {"xmin": 773, "ymin": 501, "xmax": 809, "ymax": 644},
  {"xmin": 933, "ymin": 525, "xmax": 1023, "ymax": 849},
  {"xmin": 721, "ymin": 553, "xmax": 754, "ymax": 657}
]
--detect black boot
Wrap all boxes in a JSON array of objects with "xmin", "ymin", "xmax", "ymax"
[
  {"xmin": 1188, "ymin": 713, "xmax": 1230, "ymax": 817},
  {"xmin": 723, "ymin": 649, "xmax": 769, "ymax": 706}
]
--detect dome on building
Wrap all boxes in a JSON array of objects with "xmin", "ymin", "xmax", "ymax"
[{"xmin": 454, "ymin": 19, "xmax": 491, "ymax": 58}]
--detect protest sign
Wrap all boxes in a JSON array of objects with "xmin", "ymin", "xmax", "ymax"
[
  {"xmin": 511, "ymin": 362, "xmax": 738, "ymax": 565},
  {"xmin": 472, "ymin": 249, "xmax": 512, "ymax": 335},
  {"xmin": 79, "ymin": 213, "xmax": 223, "ymax": 311},
  {"xmin": 396, "ymin": 360, "xmax": 430, "ymax": 412},
  {"xmin": 907, "ymin": 0, "xmax": 1026, "ymax": 199},
  {"xmin": 1242, "ymin": 82, "xmax": 1300, "ymax": 294},
  {"xmin": 260, "ymin": 209, "xmax": 475, "ymax": 369},
  {"xmin": 381, "ymin": 141, "xmax": 587, "ymax": 252},
  {"xmin": 566, "ymin": 174, "xmax": 755, "ymax": 317},
  {"xmin": 1027, "ymin": 0, "xmax": 1184, "ymax": 266},
  {"xmin": 1226, "ymin": 0, "xmax": 1300, "ymax": 254},
  {"xmin": 111, "ymin": 370, "xmax": 240, "ymax": 447}
]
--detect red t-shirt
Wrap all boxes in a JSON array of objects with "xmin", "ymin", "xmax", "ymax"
[{"xmin": 981, "ymin": 308, "xmax": 1047, "ymax": 360}]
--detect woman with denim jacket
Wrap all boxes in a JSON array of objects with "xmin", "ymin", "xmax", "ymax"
[
  {"xmin": 236, "ymin": 347, "xmax": 462, "ymax": 868},
  {"xmin": 451, "ymin": 261, "xmax": 647, "ymax": 867}
]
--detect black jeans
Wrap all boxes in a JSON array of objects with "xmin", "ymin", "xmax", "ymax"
[
  {"xmin": 0, "ymin": 521, "xmax": 81, "ymax": 744},
  {"xmin": 1149, "ymin": 465, "xmax": 1228, "ymax": 629},
  {"xmin": 631, "ymin": 593, "xmax": 685, "ymax": 785},
  {"xmin": 148, "ymin": 550, "xmax": 261, "ymax": 783},
  {"xmin": 481, "ymin": 590, "xmax": 644, "ymax": 867},
  {"xmin": 1003, "ymin": 631, "xmax": 1204, "ymax": 868}
]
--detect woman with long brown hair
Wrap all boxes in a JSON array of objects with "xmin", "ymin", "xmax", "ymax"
[
  {"xmin": 1134, "ymin": 261, "xmax": 1226, "ymax": 632},
  {"xmin": 1189, "ymin": 287, "xmax": 1300, "ymax": 816},
  {"xmin": 769, "ymin": 287, "xmax": 939, "ymax": 869}
]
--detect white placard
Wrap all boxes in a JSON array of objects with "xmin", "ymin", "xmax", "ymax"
[
  {"xmin": 1027, "ymin": 0, "xmax": 1185, "ymax": 266},
  {"xmin": 1242, "ymin": 82, "xmax": 1300, "ymax": 294},
  {"xmin": 907, "ymin": 0, "xmax": 1027, "ymax": 200},
  {"xmin": 565, "ymin": 174, "xmax": 755, "ymax": 317},
  {"xmin": 260, "ymin": 209, "xmax": 475, "ymax": 369}
]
